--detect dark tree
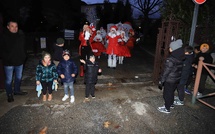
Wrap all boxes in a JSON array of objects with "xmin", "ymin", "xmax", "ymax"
[
  {"xmin": 103, "ymin": 0, "xmax": 115, "ymax": 28},
  {"xmin": 25, "ymin": 0, "xmax": 43, "ymax": 32},
  {"xmin": 124, "ymin": 0, "xmax": 133, "ymax": 23},
  {"xmin": 113, "ymin": 0, "xmax": 125, "ymax": 23},
  {"xmin": 130, "ymin": 0, "xmax": 162, "ymax": 42}
]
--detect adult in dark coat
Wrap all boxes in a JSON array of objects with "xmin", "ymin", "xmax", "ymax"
[{"xmin": 0, "ymin": 20, "xmax": 27, "ymax": 102}]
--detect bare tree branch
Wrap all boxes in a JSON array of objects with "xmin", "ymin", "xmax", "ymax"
[{"xmin": 130, "ymin": 0, "xmax": 162, "ymax": 18}]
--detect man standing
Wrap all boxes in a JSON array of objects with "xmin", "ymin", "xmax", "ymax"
[{"xmin": 0, "ymin": 20, "xmax": 27, "ymax": 102}]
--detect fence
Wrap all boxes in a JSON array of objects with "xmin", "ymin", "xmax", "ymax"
[{"xmin": 192, "ymin": 57, "xmax": 215, "ymax": 110}]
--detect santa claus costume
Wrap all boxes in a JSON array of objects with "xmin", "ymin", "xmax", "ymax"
[
  {"xmin": 106, "ymin": 26, "xmax": 121, "ymax": 68},
  {"xmin": 78, "ymin": 24, "xmax": 93, "ymax": 76},
  {"xmin": 91, "ymin": 30, "xmax": 106, "ymax": 58},
  {"xmin": 126, "ymin": 29, "xmax": 136, "ymax": 51},
  {"xmin": 117, "ymin": 30, "xmax": 131, "ymax": 64},
  {"xmin": 100, "ymin": 27, "xmax": 107, "ymax": 45},
  {"xmin": 89, "ymin": 24, "xmax": 97, "ymax": 44}
]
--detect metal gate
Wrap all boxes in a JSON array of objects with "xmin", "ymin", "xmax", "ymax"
[{"xmin": 153, "ymin": 20, "xmax": 180, "ymax": 83}]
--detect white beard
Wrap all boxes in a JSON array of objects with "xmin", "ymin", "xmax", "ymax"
[
  {"xmin": 84, "ymin": 31, "xmax": 90, "ymax": 40},
  {"xmin": 108, "ymin": 32, "xmax": 116, "ymax": 38},
  {"xmin": 93, "ymin": 34, "xmax": 102, "ymax": 42}
]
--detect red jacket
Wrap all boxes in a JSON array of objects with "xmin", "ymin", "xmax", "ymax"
[
  {"xmin": 106, "ymin": 33, "xmax": 121, "ymax": 55},
  {"xmin": 78, "ymin": 31, "xmax": 93, "ymax": 55}
]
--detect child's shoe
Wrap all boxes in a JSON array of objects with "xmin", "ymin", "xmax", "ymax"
[
  {"xmin": 157, "ymin": 106, "xmax": 170, "ymax": 114},
  {"xmin": 170, "ymin": 105, "xmax": 174, "ymax": 109},
  {"xmin": 62, "ymin": 95, "xmax": 69, "ymax": 101},
  {"xmin": 184, "ymin": 88, "xmax": 191, "ymax": 95},
  {"xmin": 70, "ymin": 96, "xmax": 75, "ymax": 103},
  {"xmin": 83, "ymin": 98, "xmax": 90, "ymax": 103},
  {"xmin": 48, "ymin": 94, "xmax": 52, "ymax": 101},
  {"xmin": 91, "ymin": 95, "xmax": 95, "ymax": 99},
  {"xmin": 43, "ymin": 95, "xmax": 47, "ymax": 101},
  {"xmin": 173, "ymin": 100, "xmax": 184, "ymax": 105}
]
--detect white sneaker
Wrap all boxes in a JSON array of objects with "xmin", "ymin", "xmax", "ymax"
[
  {"xmin": 70, "ymin": 96, "xmax": 75, "ymax": 103},
  {"xmin": 173, "ymin": 100, "xmax": 184, "ymax": 106},
  {"xmin": 191, "ymin": 91, "xmax": 203, "ymax": 98},
  {"xmin": 196, "ymin": 92, "xmax": 203, "ymax": 98},
  {"xmin": 62, "ymin": 95, "xmax": 69, "ymax": 101},
  {"xmin": 157, "ymin": 106, "xmax": 170, "ymax": 114}
]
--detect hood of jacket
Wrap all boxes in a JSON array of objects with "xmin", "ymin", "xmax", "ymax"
[{"xmin": 171, "ymin": 47, "xmax": 185, "ymax": 61}]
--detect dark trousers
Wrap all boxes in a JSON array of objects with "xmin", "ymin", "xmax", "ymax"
[
  {"xmin": 163, "ymin": 82, "xmax": 177, "ymax": 110},
  {"xmin": 177, "ymin": 84, "xmax": 185, "ymax": 101},
  {"xmin": 198, "ymin": 73, "xmax": 208, "ymax": 93},
  {"xmin": 41, "ymin": 81, "xmax": 52, "ymax": 95},
  {"xmin": 177, "ymin": 74, "xmax": 193, "ymax": 101},
  {"xmin": 80, "ymin": 45, "xmax": 93, "ymax": 71},
  {"xmin": 85, "ymin": 83, "xmax": 95, "ymax": 98},
  {"xmin": 80, "ymin": 43, "xmax": 92, "ymax": 60},
  {"xmin": 185, "ymin": 75, "xmax": 194, "ymax": 89}
]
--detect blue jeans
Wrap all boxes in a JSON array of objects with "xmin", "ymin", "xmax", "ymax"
[
  {"xmin": 63, "ymin": 82, "xmax": 74, "ymax": 96},
  {"xmin": 4, "ymin": 65, "xmax": 23, "ymax": 95}
]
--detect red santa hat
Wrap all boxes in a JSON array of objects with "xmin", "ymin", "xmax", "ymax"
[{"xmin": 110, "ymin": 25, "xmax": 118, "ymax": 31}]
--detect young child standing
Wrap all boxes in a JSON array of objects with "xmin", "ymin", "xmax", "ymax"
[
  {"xmin": 57, "ymin": 50, "xmax": 78, "ymax": 103},
  {"xmin": 80, "ymin": 54, "xmax": 102, "ymax": 102},
  {"xmin": 174, "ymin": 46, "xmax": 194, "ymax": 105},
  {"xmin": 36, "ymin": 51, "xmax": 58, "ymax": 101},
  {"xmin": 53, "ymin": 38, "xmax": 65, "ymax": 66},
  {"xmin": 192, "ymin": 43, "xmax": 213, "ymax": 97},
  {"xmin": 158, "ymin": 39, "xmax": 185, "ymax": 113}
]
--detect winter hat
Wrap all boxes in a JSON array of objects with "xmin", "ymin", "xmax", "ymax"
[
  {"xmin": 42, "ymin": 51, "xmax": 51, "ymax": 59},
  {"xmin": 200, "ymin": 43, "xmax": 209, "ymax": 51},
  {"xmin": 62, "ymin": 49, "xmax": 70, "ymax": 57},
  {"xmin": 169, "ymin": 39, "xmax": 183, "ymax": 51},
  {"xmin": 56, "ymin": 38, "xmax": 65, "ymax": 44},
  {"xmin": 110, "ymin": 26, "xmax": 117, "ymax": 31}
]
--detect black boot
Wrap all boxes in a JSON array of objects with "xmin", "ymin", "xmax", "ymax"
[{"xmin": 7, "ymin": 94, "xmax": 14, "ymax": 102}]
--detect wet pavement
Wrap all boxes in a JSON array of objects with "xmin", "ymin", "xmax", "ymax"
[{"xmin": 0, "ymin": 45, "xmax": 215, "ymax": 134}]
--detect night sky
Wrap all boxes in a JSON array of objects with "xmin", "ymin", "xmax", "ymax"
[
  {"xmin": 81, "ymin": 0, "xmax": 160, "ymax": 18},
  {"xmin": 81, "ymin": 0, "xmax": 117, "ymax": 4}
]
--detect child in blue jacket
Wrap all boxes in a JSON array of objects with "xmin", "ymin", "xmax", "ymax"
[{"xmin": 57, "ymin": 50, "xmax": 78, "ymax": 103}]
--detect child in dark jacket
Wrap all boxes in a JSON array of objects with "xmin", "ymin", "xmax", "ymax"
[
  {"xmin": 192, "ymin": 43, "xmax": 213, "ymax": 97},
  {"xmin": 57, "ymin": 50, "xmax": 78, "ymax": 103},
  {"xmin": 158, "ymin": 39, "xmax": 185, "ymax": 113},
  {"xmin": 174, "ymin": 46, "xmax": 194, "ymax": 105},
  {"xmin": 53, "ymin": 38, "xmax": 65, "ymax": 66},
  {"xmin": 36, "ymin": 51, "xmax": 58, "ymax": 101},
  {"xmin": 80, "ymin": 54, "xmax": 102, "ymax": 102}
]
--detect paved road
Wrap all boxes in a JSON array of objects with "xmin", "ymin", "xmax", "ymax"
[{"xmin": 0, "ymin": 45, "xmax": 215, "ymax": 134}]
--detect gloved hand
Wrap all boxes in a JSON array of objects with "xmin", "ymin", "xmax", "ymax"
[{"xmin": 158, "ymin": 81, "xmax": 163, "ymax": 90}]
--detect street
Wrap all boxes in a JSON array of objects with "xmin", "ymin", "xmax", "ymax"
[{"xmin": 0, "ymin": 44, "xmax": 214, "ymax": 134}]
